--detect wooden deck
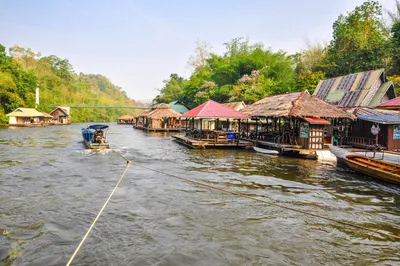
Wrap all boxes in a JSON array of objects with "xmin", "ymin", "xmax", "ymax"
[
  {"xmin": 245, "ymin": 139, "xmax": 331, "ymax": 160},
  {"xmin": 133, "ymin": 125, "xmax": 182, "ymax": 132},
  {"xmin": 172, "ymin": 135, "xmax": 252, "ymax": 149}
]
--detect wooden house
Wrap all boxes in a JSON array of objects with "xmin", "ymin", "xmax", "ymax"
[
  {"xmin": 117, "ymin": 114, "xmax": 134, "ymax": 124},
  {"xmin": 313, "ymin": 69, "xmax": 398, "ymax": 149},
  {"xmin": 313, "ymin": 69, "xmax": 395, "ymax": 108},
  {"xmin": 50, "ymin": 106, "xmax": 70, "ymax": 124},
  {"xmin": 241, "ymin": 91, "xmax": 355, "ymax": 155},
  {"xmin": 344, "ymin": 108, "xmax": 400, "ymax": 151},
  {"xmin": 134, "ymin": 103, "xmax": 181, "ymax": 132},
  {"xmin": 6, "ymin": 108, "xmax": 45, "ymax": 126}
]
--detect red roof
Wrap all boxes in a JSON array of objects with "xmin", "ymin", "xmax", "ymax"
[
  {"xmin": 377, "ymin": 97, "xmax": 400, "ymax": 108},
  {"xmin": 303, "ymin": 117, "xmax": 330, "ymax": 125},
  {"xmin": 181, "ymin": 100, "xmax": 248, "ymax": 119}
]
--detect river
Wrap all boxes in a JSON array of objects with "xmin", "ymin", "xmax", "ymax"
[{"xmin": 0, "ymin": 123, "xmax": 399, "ymax": 265}]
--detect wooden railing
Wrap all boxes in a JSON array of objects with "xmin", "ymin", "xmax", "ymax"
[{"xmin": 342, "ymin": 136, "xmax": 376, "ymax": 147}]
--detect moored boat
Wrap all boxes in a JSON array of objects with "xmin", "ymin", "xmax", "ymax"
[
  {"xmin": 345, "ymin": 154, "xmax": 400, "ymax": 184},
  {"xmin": 253, "ymin": 146, "xmax": 279, "ymax": 155},
  {"xmin": 81, "ymin": 124, "xmax": 110, "ymax": 149}
]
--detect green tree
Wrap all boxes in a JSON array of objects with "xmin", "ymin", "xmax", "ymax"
[{"xmin": 326, "ymin": 0, "xmax": 390, "ymax": 77}]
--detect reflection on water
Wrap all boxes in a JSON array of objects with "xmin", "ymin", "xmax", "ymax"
[{"xmin": 0, "ymin": 124, "xmax": 399, "ymax": 265}]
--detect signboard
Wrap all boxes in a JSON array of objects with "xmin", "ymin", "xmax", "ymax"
[
  {"xmin": 300, "ymin": 122, "xmax": 309, "ymax": 138},
  {"xmin": 394, "ymin": 125, "xmax": 400, "ymax": 140}
]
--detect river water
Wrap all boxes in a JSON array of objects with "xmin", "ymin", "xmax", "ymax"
[{"xmin": 0, "ymin": 123, "xmax": 399, "ymax": 265}]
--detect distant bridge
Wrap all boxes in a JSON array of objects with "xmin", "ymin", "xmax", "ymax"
[{"xmin": 47, "ymin": 106, "xmax": 150, "ymax": 109}]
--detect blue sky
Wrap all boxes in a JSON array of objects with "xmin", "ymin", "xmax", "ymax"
[{"xmin": 0, "ymin": 0, "xmax": 397, "ymax": 102}]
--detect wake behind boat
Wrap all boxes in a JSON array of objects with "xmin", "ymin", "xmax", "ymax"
[
  {"xmin": 253, "ymin": 146, "xmax": 279, "ymax": 155},
  {"xmin": 81, "ymin": 124, "xmax": 110, "ymax": 149}
]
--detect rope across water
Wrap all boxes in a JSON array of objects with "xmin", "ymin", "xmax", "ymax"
[{"xmin": 67, "ymin": 147, "xmax": 400, "ymax": 265}]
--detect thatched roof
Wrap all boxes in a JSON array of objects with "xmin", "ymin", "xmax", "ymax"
[
  {"xmin": 146, "ymin": 107, "xmax": 181, "ymax": 119},
  {"xmin": 118, "ymin": 114, "xmax": 134, "ymax": 120},
  {"xmin": 242, "ymin": 91, "xmax": 355, "ymax": 119},
  {"xmin": 6, "ymin": 108, "xmax": 45, "ymax": 117},
  {"xmin": 151, "ymin": 103, "xmax": 171, "ymax": 110},
  {"xmin": 135, "ymin": 103, "xmax": 181, "ymax": 119},
  {"xmin": 136, "ymin": 109, "xmax": 151, "ymax": 118}
]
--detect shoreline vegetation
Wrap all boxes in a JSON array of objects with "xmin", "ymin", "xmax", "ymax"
[{"xmin": 2, "ymin": 1, "xmax": 400, "ymax": 123}]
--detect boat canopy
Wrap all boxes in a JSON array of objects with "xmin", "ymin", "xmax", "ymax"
[{"xmin": 88, "ymin": 124, "xmax": 109, "ymax": 130}]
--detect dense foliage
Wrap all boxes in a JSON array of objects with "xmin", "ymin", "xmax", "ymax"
[
  {"xmin": 155, "ymin": 0, "xmax": 400, "ymax": 107},
  {"xmin": 0, "ymin": 44, "xmax": 140, "ymax": 123}
]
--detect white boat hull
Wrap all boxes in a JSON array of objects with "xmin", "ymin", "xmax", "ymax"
[{"xmin": 253, "ymin": 146, "xmax": 279, "ymax": 155}]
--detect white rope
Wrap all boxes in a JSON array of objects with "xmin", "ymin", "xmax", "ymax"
[{"xmin": 66, "ymin": 160, "xmax": 131, "ymax": 266}]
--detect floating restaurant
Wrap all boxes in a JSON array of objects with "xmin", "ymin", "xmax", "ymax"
[
  {"xmin": 134, "ymin": 103, "xmax": 182, "ymax": 132},
  {"xmin": 240, "ymin": 91, "xmax": 355, "ymax": 159},
  {"xmin": 172, "ymin": 100, "xmax": 252, "ymax": 149}
]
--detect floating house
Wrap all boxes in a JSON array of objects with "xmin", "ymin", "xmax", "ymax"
[
  {"xmin": 241, "ymin": 91, "xmax": 355, "ymax": 158},
  {"xmin": 6, "ymin": 108, "xmax": 46, "ymax": 126},
  {"xmin": 313, "ymin": 69, "xmax": 395, "ymax": 108},
  {"xmin": 313, "ymin": 69, "xmax": 398, "ymax": 150},
  {"xmin": 50, "ymin": 106, "xmax": 70, "ymax": 124},
  {"xmin": 172, "ymin": 100, "xmax": 251, "ymax": 148},
  {"xmin": 117, "ymin": 114, "xmax": 134, "ymax": 124},
  {"xmin": 134, "ymin": 103, "xmax": 181, "ymax": 132},
  {"xmin": 344, "ymin": 108, "xmax": 400, "ymax": 150}
]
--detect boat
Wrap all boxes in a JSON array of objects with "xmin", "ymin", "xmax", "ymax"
[
  {"xmin": 81, "ymin": 124, "xmax": 110, "ymax": 149},
  {"xmin": 345, "ymin": 154, "xmax": 400, "ymax": 184},
  {"xmin": 253, "ymin": 146, "xmax": 279, "ymax": 155}
]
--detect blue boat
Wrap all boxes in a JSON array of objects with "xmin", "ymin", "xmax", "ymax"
[{"xmin": 81, "ymin": 124, "xmax": 110, "ymax": 149}]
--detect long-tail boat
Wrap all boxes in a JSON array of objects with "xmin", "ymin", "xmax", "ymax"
[
  {"xmin": 345, "ymin": 154, "xmax": 400, "ymax": 184},
  {"xmin": 81, "ymin": 124, "xmax": 110, "ymax": 149}
]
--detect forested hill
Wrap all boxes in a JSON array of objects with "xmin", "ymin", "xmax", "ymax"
[{"xmin": 0, "ymin": 44, "xmax": 141, "ymax": 123}]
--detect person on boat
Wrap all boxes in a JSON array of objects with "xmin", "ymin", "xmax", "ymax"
[{"xmin": 94, "ymin": 130, "xmax": 104, "ymax": 144}]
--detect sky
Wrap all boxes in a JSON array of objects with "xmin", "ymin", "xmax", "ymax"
[{"xmin": 0, "ymin": 0, "xmax": 397, "ymax": 102}]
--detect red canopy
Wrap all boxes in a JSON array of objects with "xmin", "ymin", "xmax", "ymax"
[
  {"xmin": 303, "ymin": 117, "xmax": 330, "ymax": 125},
  {"xmin": 181, "ymin": 100, "xmax": 248, "ymax": 119}
]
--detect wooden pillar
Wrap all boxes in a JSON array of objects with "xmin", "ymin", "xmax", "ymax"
[
  {"xmin": 255, "ymin": 117, "xmax": 259, "ymax": 139},
  {"xmin": 200, "ymin": 118, "xmax": 203, "ymax": 139},
  {"xmin": 247, "ymin": 119, "xmax": 249, "ymax": 137}
]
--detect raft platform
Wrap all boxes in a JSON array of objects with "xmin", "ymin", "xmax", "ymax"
[
  {"xmin": 247, "ymin": 140, "xmax": 336, "ymax": 160},
  {"xmin": 133, "ymin": 125, "xmax": 182, "ymax": 132},
  {"xmin": 172, "ymin": 135, "xmax": 252, "ymax": 149}
]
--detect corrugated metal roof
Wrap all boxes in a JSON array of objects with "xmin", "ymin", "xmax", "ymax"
[
  {"xmin": 313, "ymin": 69, "xmax": 394, "ymax": 108},
  {"xmin": 377, "ymin": 96, "xmax": 400, "ymax": 108},
  {"xmin": 169, "ymin": 100, "xmax": 189, "ymax": 114},
  {"xmin": 356, "ymin": 108, "xmax": 400, "ymax": 124}
]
